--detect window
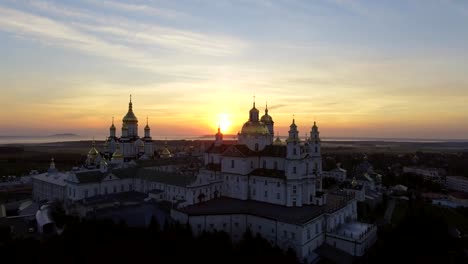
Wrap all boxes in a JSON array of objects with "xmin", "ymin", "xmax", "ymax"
[
  {"xmin": 307, "ymin": 229, "xmax": 311, "ymax": 239},
  {"xmin": 234, "ymin": 222, "xmax": 239, "ymax": 227},
  {"xmin": 283, "ymin": 230, "xmax": 287, "ymax": 237},
  {"xmin": 231, "ymin": 160, "xmax": 235, "ymax": 168},
  {"xmin": 274, "ymin": 161, "xmax": 278, "ymax": 170},
  {"xmin": 113, "ymin": 186, "xmax": 117, "ymax": 193},
  {"xmin": 310, "ymin": 194, "xmax": 313, "ymax": 202},
  {"xmin": 120, "ymin": 184, "xmax": 124, "ymax": 192},
  {"xmin": 263, "ymin": 160, "xmax": 266, "ymax": 169},
  {"xmin": 258, "ymin": 225, "xmax": 262, "ymax": 230},
  {"xmin": 291, "ymin": 232, "xmax": 295, "ymax": 239},
  {"xmin": 264, "ymin": 180, "xmax": 267, "ymax": 185},
  {"xmin": 293, "ymin": 167, "xmax": 297, "ymax": 174},
  {"xmin": 293, "ymin": 185, "xmax": 297, "ymax": 194},
  {"xmin": 253, "ymin": 178, "xmax": 256, "ymax": 184},
  {"xmin": 223, "ymin": 223, "xmax": 227, "ymax": 228},
  {"xmin": 197, "ymin": 224, "xmax": 201, "ymax": 229},
  {"xmin": 251, "ymin": 161, "xmax": 253, "ymax": 168},
  {"xmin": 253, "ymin": 188, "xmax": 256, "ymax": 196},
  {"xmin": 255, "ymin": 143, "xmax": 259, "ymax": 151},
  {"xmin": 129, "ymin": 184, "xmax": 132, "ymax": 190},
  {"xmin": 236, "ymin": 177, "xmax": 239, "ymax": 183},
  {"xmin": 315, "ymin": 147, "xmax": 318, "ymax": 153},
  {"xmin": 94, "ymin": 187, "xmax": 98, "ymax": 195},
  {"xmin": 277, "ymin": 182, "xmax": 280, "ymax": 187},
  {"xmin": 264, "ymin": 191, "xmax": 268, "ymax": 198},
  {"xmin": 84, "ymin": 189, "xmax": 88, "ymax": 198},
  {"xmin": 73, "ymin": 188, "xmax": 76, "ymax": 197},
  {"xmin": 293, "ymin": 148, "xmax": 297, "ymax": 155},
  {"xmin": 315, "ymin": 223, "xmax": 319, "ymax": 234},
  {"xmin": 68, "ymin": 188, "xmax": 71, "ymax": 196}
]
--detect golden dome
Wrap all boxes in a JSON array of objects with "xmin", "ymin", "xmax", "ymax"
[
  {"xmin": 123, "ymin": 111, "xmax": 138, "ymax": 122},
  {"xmin": 123, "ymin": 95, "xmax": 138, "ymax": 122},
  {"xmin": 273, "ymin": 137, "xmax": 282, "ymax": 145},
  {"xmin": 160, "ymin": 142, "xmax": 172, "ymax": 158},
  {"xmin": 260, "ymin": 113, "xmax": 272, "ymax": 123},
  {"xmin": 260, "ymin": 103, "xmax": 273, "ymax": 123},
  {"xmin": 241, "ymin": 121, "xmax": 269, "ymax": 135},
  {"xmin": 88, "ymin": 140, "xmax": 99, "ymax": 156},
  {"xmin": 112, "ymin": 148, "xmax": 123, "ymax": 160}
]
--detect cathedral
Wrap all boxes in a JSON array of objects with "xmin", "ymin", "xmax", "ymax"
[
  {"xmin": 86, "ymin": 95, "xmax": 155, "ymax": 168},
  {"xmin": 32, "ymin": 97, "xmax": 377, "ymax": 262}
]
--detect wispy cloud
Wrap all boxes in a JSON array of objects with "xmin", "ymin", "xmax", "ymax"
[
  {"xmin": 85, "ymin": 0, "xmax": 188, "ymax": 19},
  {"xmin": 0, "ymin": 2, "xmax": 247, "ymax": 78}
]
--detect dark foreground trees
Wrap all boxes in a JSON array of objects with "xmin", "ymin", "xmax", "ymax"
[{"xmin": 0, "ymin": 217, "xmax": 299, "ymax": 264}]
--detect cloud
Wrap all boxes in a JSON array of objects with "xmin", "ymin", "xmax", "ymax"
[
  {"xmin": 0, "ymin": 3, "xmax": 247, "ymax": 80},
  {"xmin": 84, "ymin": 0, "xmax": 188, "ymax": 19}
]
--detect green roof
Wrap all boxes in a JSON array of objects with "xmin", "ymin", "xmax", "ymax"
[{"xmin": 139, "ymin": 170, "xmax": 196, "ymax": 187}]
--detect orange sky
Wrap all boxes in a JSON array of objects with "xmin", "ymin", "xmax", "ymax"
[{"xmin": 1, "ymin": 1, "xmax": 468, "ymax": 139}]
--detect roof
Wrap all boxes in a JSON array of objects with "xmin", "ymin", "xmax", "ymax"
[
  {"xmin": 74, "ymin": 170, "xmax": 105, "ymax": 183},
  {"xmin": 259, "ymin": 145, "xmax": 287, "ymax": 157},
  {"xmin": 177, "ymin": 197, "xmax": 325, "ymax": 225},
  {"xmin": 222, "ymin": 144, "xmax": 256, "ymax": 157},
  {"xmin": 249, "ymin": 168, "xmax": 286, "ymax": 179},
  {"xmin": 74, "ymin": 167, "xmax": 139, "ymax": 184},
  {"xmin": 32, "ymin": 172, "xmax": 68, "ymax": 186},
  {"xmin": 205, "ymin": 143, "xmax": 230, "ymax": 154},
  {"xmin": 325, "ymin": 192, "xmax": 356, "ymax": 214},
  {"xmin": 139, "ymin": 169, "xmax": 197, "ymax": 187},
  {"xmin": 205, "ymin": 163, "xmax": 221, "ymax": 171},
  {"xmin": 77, "ymin": 191, "xmax": 147, "ymax": 206}
]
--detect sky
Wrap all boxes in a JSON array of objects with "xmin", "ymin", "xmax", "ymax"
[{"xmin": 1, "ymin": 0, "xmax": 468, "ymax": 139}]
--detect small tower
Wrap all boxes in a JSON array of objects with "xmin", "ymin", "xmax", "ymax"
[
  {"xmin": 111, "ymin": 143, "xmax": 124, "ymax": 163},
  {"xmin": 261, "ymin": 102, "xmax": 274, "ymax": 134},
  {"xmin": 215, "ymin": 125, "xmax": 223, "ymax": 147},
  {"xmin": 48, "ymin": 157, "xmax": 57, "ymax": 174},
  {"xmin": 309, "ymin": 121, "xmax": 321, "ymax": 157},
  {"xmin": 109, "ymin": 117, "xmax": 116, "ymax": 138},
  {"xmin": 86, "ymin": 139, "xmax": 100, "ymax": 168},
  {"xmin": 249, "ymin": 97, "xmax": 259, "ymax": 122},
  {"xmin": 143, "ymin": 117, "xmax": 154, "ymax": 158},
  {"xmin": 144, "ymin": 117, "xmax": 151, "ymax": 138},
  {"xmin": 286, "ymin": 117, "xmax": 300, "ymax": 159}
]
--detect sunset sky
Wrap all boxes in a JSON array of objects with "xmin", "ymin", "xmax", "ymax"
[{"xmin": 1, "ymin": 0, "xmax": 468, "ymax": 139}]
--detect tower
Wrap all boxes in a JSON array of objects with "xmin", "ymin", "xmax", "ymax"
[
  {"xmin": 260, "ymin": 102, "xmax": 274, "ymax": 145},
  {"xmin": 109, "ymin": 117, "xmax": 116, "ymax": 138},
  {"xmin": 122, "ymin": 95, "xmax": 138, "ymax": 138},
  {"xmin": 143, "ymin": 117, "xmax": 154, "ymax": 157},
  {"xmin": 286, "ymin": 117, "xmax": 300, "ymax": 159},
  {"xmin": 309, "ymin": 121, "xmax": 321, "ymax": 157},
  {"xmin": 144, "ymin": 117, "xmax": 151, "ymax": 139},
  {"xmin": 215, "ymin": 125, "xmax": 223, "ymax": 147}
]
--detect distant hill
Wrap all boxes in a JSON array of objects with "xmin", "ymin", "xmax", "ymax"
[{"xmin": 48, "ymin": 133, "xmax": 80, "ymax": 137}]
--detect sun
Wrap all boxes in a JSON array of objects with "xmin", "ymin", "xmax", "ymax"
[{"xmin": 217, "ymin": 113, "xmax": 232, "ymax": 133}]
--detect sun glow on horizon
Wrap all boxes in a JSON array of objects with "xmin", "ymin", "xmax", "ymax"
[{"xmin": 217, "ymin": 113, "xmax": 232, "ymax": 134}]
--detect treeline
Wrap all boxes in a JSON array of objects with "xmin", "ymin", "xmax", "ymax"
[{"xmin": 0, "ymin": 217, "xmax": 299, "ymax": 264}]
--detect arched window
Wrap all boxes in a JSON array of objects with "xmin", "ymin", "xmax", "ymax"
[{"xmin": 293, "ymin": 148, "xmax": 297, "ymax": 155}]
